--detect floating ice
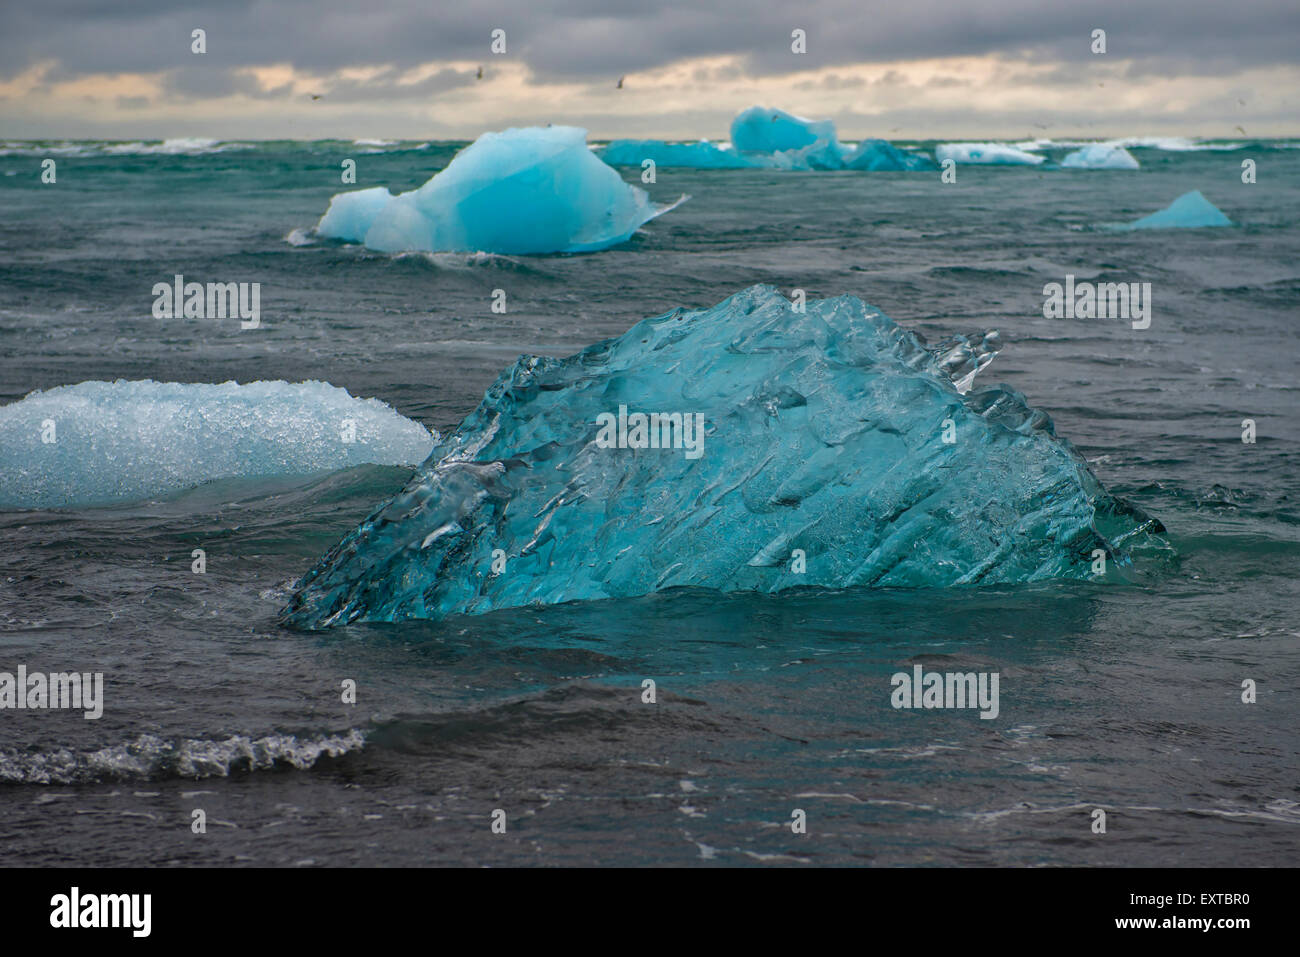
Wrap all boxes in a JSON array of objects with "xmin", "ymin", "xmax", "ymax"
[
  {"xmin": 730, "ymin": 107, "xmax": 844, "ymax": 169},
  {"xmin": 599, "ymin": 125, "xmax": 932, "ymax": 173},
  {"xmin": 316, "ymin": 186, "xmax": 395, "ymax": 241},
  {"xmin": 599, "ymin": 139, "xmax": 758, "ymax": 169},
  {"xmin": 281, "ymin": 286, "xmax": 1165, "ymax": 628},
  {"xmin": 0, "ymin": 380, "xmax": 436, "ymax": 509},
  {"xmin": 730, "ymin": 107, "xmax": 838, "ymax": 154},
  {"xmin": 1120, "ymin": 190, "xmax": 1233, "ymax": 229},
  {"xmin": 935, "ymin": 143, "xmax": 1045, "ymax": 166},
  {"xmin": 1061, "ymin": 144, "xmax": 1140, "ymax": 169},
  {"xmin": 314, "ymin": 126, "xmax": 682, "ymax": 254},
  {"xmin": 841, "ymin": 139, "xmax": 936, "ymax": 171}
]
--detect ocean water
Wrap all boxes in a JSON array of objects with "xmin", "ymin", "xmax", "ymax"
[{"xmin": 1, "ymin": 138, "xmax": 1298, "ymax": 866}]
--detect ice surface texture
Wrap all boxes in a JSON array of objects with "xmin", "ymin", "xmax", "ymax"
[
  {"xmin": 1122, "ymin": 190, "xmax": 1233, "ymax": 229},
  {"xmin": 936, "ymin": 143, "xmax": 1045, "ymax": 166},
  {"xmin": 315, "ymin": 126, "xmax": 681, "ymax": 254},
  {"xmin": 0, "ymin": 380, "xmax": 436, "ymax": 509},
  {"xmin": 281, "ymin": 286, "xmax": 1165, "ymax": 629},
  {"xmin": 1061, "ymin": 144, "xmax": 1140, "ymax": 169}
]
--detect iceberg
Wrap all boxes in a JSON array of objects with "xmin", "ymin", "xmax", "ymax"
[
  {"xmin": 597, "ymin": 122, "xmax": 933, "ymax": 173},
  {"xmin": 841, "ymin": 139, "xmax": 936, "ymax": 171},
  {"xmin": 0, "ymin": 380, "xmax": 436, "ymax": 510},
  {"xmin": 729, "ymin": 107, "xmax": 844, "ymax": 170},
  {"xmin": 935, "ymin": 143, "xmax": 1045, "ymax": 166},
  {"xmin": 280, "ymin": 286, "xmax": 1165, "ymax": 629},
  {"xmin": 730, "ymin": 106, "xmax": 838, "ymax": 154},
  {"xmin": 1120, "ymin": 190, "xmax": 1233, "ymax": 229},
  {"xmin": 1060, "ymin": 144, "xmax": 1140, "ymax": 169},
  {"xmin": 314, "ymin": 126, "xmax": 682, "ymax": 254},
  {"xmin": 599, "ymin": 139, "xmax": 758, "ymax": 169}
]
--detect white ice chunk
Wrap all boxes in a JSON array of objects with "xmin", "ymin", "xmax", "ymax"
[
  {"xmin": 0, "ymin": 380, "xmax": 437, "ymax": 509},
  {"xmin": 1061, "ymin": 144, "xmax": 1140, "ymax": 169}
]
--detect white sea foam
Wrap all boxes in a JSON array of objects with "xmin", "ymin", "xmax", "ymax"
[{"xmin": 0, "ymin": 730, "xmax": 368, "ymax": 784}]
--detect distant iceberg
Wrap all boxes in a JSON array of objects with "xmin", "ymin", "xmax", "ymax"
[
  {"xmin": 0, "ymin": 380, "xmax": 436, "ymax": 509},
  {"xmin": 280, "ymin": 285, "xmax": 1166, "ymax": 628},
  {"xmin": 936, "ymin": 143, "xmax": 1045, "ymax": 166},
  {"xmin": 598, "ymin": 114, "xmax": 934, "ymax": 172},
  {"xmin": 730, "ymin": 106, "xmax": 844, "ymax": 170},
  {"xmin": 842, "ymin": 139, "xmax": 936, "ymax": 171},
  {"xmin": 1120, "ymin": 190, "xmax": 1233, "ymax": 229},
  {"xmin": 599, "ymin": 139, "xmax": 757, "ymax": 169},
  {"xmin": 1061, "ymin": 144, "xmax": 1139, "ymax": 169},
  {"xmin": 730, "ymin": 106, "xmax": 838, "ymax": 155},
  {"xmin": 315, "ymin": 126, "xmax": 683, "ymax": 254}
]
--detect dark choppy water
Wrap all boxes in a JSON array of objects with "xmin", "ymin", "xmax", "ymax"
[{"xmin": 1, "ymin": 138, "xmax": 1298, "ymax": 866}]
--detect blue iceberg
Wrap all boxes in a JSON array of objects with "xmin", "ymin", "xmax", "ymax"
[
  {"xmin": 599, "ymin": 139, "xmax": 758, "ymax": 169},
  {"xmin": 0, "ymin": 380, "xmax": 436, "ymax": 509},
  {"xmin": 729, "ymin": 106, "xmax": 844, "ymax": 170},
  {"xmin": 280, "ymin": 286, "xmax": 1165, "ymax": 628},
  {"xmin": 598, "ymin": 117, "xmax": 933, "ymax": 173},
  {"xmin": 842, "ymin": 139, "xmax": 936, "ymax": 171},
  {"xmin": 315, "ymin": 126, "xmax": 683, "ymax": 254},
  {"xmin": 935, "ymin": 143, "xmax": 1045, "ymax": 166},
  {"xmin": 1061, "ymin": 144, "xmax": 1139, "ymax": 169},
  {"xmin": 1121, "ymin": 190, "xmax": 1232, "ymax": 229}
]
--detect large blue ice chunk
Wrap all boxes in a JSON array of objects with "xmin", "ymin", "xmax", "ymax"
[
  {"xmin": 313, "ymin": 126, "xmax": 683, "ymax": 254},
  {"xmin": 935, "ymin": 143, "xmax": 1045, "ymax": 166},
  {"xmin": 0, "ymin": 380, "xmax": 437, "ymax": 509},
  {"xmin": 599, "ymin": 139, "xmax": 759, "ymax": 169},
  {"xmin": 280, "ymin": 286, "xmax": 1165, "ymax": 628},
  {"xmin": 841, "ymin": 140, "xmax": 937, "ymax": 171},
  {"xmin": 729, "ymin": 107, "xmax": 844, "ymax": 169},
  {"xmin": 1060, "ymin": 144, "xmax": 1139, "ymax": 169},
  {"xmin": 1121, "ymin": 190, "xmax": 1232, "ymax": 229}
]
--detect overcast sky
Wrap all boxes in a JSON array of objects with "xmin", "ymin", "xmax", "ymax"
[{"xmin": 2, "ymin": 0, "xmax": 1297, "ymax": 140}]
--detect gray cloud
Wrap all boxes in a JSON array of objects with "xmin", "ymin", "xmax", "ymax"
[{"xmin": 3, "ymin": 0, "xmax": 1297, "ymax": 86}]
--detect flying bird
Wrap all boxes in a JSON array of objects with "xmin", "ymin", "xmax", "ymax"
[
  {"xmin": 309, "ymin": 93, "xmax": 323, "ymax": 101},
  {"xmin": 616, "ymin": 76, "xmax": 624, "ymax": 89},
  {"xmin": 476, "ymin": 66, "xmax": 483, "ymax": 80},
  {"xmin": 1235, "ymin": 125, "xmax": 1247, "ymax": 135}
]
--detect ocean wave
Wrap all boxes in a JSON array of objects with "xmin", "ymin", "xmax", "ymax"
[
  {"xmin": 1012, "ymin": 136, "xmax": 1249, "ymax": 152},
  {"xmin": 0, "ymin": 138, "xmax": 252, "ymax": 157},
  {"xmin": 0, "ymin": 731, "xmax": 367, "ymax": 785},
  {"xmin": 285, "ymin": 227, "xmax": 318, "ymax": 246}
]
